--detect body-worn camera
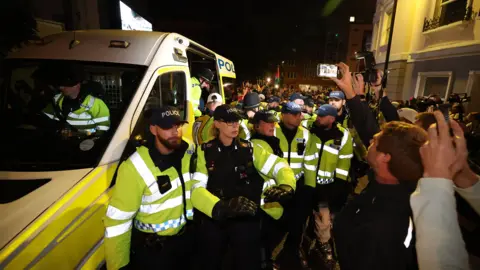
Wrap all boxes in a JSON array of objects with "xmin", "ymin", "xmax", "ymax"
[{"xmin": 355, "ymin": 51, "xmax": 378, "ymax": 84}]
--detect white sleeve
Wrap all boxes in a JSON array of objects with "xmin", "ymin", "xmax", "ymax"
[
  {"xmin": 454, "ymin": 178, "xmax": 480, "ymax": 216},
  {"xmin": 410, "ymin": 178, "xmax": 470, "ymax": 270}
]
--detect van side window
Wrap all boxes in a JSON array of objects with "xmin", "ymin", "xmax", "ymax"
[{"xmin": 132, "ymin": 71, "xmax": 187, "ymax": 143}]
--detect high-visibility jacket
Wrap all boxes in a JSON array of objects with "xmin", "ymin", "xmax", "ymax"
[
  {"xmin": 190, "ymin": 139, "xmax": 296, "ymax": 218},
  {"xmin": 193, "ymin": 114, "xmax": 215, "ymax": 145},
  {"xmin": 43, "ymin": 93, "xmax": 110, "ymax": 134},
  {"xmin": 274, "ymin": 123, "xmax": 310, "ymax": 181},
  {"xmin": 191, "ymin": 77, "xmax": 203, "ymax": 117},
  {"xmin": 302, "ymin": 114, "xmax": 317, "ymax": 129},
  {"xmin": 251, "ymin": 137, "xmax": 292, "ymax": 220},
  {"xmin": 303, "ymin": 124, "xmax": 353, "ymax": 188},
  {"xmin": 304, "ymin": 113, "xmax": 367, "ymax": 161},
  {"xmin": 239, "ymin": 119, "xmax": 253, "ymax": 140},
  {"xmin": 103, "ymin": 141, "xmax": 197, "ymax": 269}
]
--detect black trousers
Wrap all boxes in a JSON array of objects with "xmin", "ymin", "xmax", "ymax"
[
  {"xmin": 196, "ymin": 216, "xmax": 262, "ymax": 270},
  {"xmin": 127, "ymin": 224, "xmax": 195, "ymax": 270}
]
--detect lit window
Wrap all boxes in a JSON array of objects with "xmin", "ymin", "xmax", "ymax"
[{"xmin": 381, "ymin": 10, "xmax": 393, "ymax": 45}]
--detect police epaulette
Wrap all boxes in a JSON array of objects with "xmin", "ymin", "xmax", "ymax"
[
  {"xmin": 202, "ymin": 140, "xmax": 216, "ymax": 151},
  {"xmin": 238, "ymin": 139, "xmax": 251, "ymax": 148}
]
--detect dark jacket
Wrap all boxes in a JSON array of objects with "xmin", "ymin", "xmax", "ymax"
[
  {"xmin": 379, "ymin": 96, "xmax": 400, "ymax": 122},
  {"xmin": 346, "ymin": 95, "xmax": 380, "ymax": 147},
  {"xmin": 346, "ymin": 95, "xmax": 400, "ymax": 147},
  {"xmin": 333, "ymin": 174, "xmax": 418, "ymax": 270}
]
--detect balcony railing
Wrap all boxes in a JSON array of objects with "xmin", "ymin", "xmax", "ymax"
[{"xmin": 423, "ymin": 4, "xmax": 474, "ymax": 32}]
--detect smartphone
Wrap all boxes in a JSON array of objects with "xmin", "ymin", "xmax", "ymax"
[
  {"xmin": 317, "ymin": 64, "xmax": 339, "ymax": 78},
  {"xmin": 435, "ymin": 104, "xmax": 455, "ymax": 139},
  {"xmin": 437, "ymin": 103, "xmax": 451, "ymax": 122}
]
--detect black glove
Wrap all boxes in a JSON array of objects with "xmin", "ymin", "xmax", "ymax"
[
  {"xmin": 264, "ymin": 185, "xmax": 294, "ymax": 204},
  {"xmin": 212, "ymin": 196, "xmax": 258, "ymax": 220}
]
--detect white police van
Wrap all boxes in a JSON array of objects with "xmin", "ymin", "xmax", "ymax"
[{"xmin": 0, "ymin": 30, "xmax": 236, "ymax": 269}]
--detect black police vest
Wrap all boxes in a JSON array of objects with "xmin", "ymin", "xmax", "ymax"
[{"xmin": 202, "ymin": 139, "xmax": 264, "ymax": 204}]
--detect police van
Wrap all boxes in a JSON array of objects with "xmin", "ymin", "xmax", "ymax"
[{"xmin": 0, "ymin": 30, "xmax": 236, "ymax": 269}]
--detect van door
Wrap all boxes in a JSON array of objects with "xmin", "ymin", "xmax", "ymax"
[
  {"xmin": 130, "ymin": 66, "xmax": 192, "ymax": 143},
  {"xmin": 77, "ymin": 65, "xmax": 191, "ymax": 270}
]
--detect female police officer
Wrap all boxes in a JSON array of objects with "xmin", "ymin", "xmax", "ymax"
[{"xmin": 190, "ymin": 104, "xmax": 296, "ymax": 270}]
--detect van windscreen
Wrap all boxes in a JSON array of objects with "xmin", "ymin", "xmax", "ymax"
[{"xmin": 0, "ymin": 59, "xmax": 147, "ymax": 171}]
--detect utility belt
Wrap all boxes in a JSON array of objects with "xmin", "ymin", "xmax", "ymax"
[{"xmin": 131, "ymin": 222, "xmax": 192, "ymax": 250}]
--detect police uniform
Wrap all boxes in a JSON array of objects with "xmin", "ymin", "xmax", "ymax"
[
  {"xmin": 250, "ymin": 110, "xmax": 296, "ymax": 269},
  {"xmin": 42, "ymin": 65, "xmax": 110, "ymax": 136},
  {"xmin": 250, "ymin": 110, "xmax": 291, "ymax": 220},
  {"xmin": 303, "ymin": 105, "xmax": 353, "ymax": 189},
  {"xmin": 275, "ymin": 102, "xmax": 310, "ymax": 181},
  {"xmin": 43, "ymin": 92, "xmax": 110, "ymax": 135},
  {"xmin": 274, "ymin": 102, "xmax": 312, "ymax": 265},
  {"xmin": 191, "ymin": 69, "xmax": 215, "ymax": 118},
  {"xmin": 103, "ymin": 107, "xmax": 196, "ymax": 270},
  {"xmin": 190, "ymin": 105, "xmax": 295, "ymax": 270},
  {"xmin": 192, "ymin": 93, "xmax": 223, "ymax": 145},
  {"xmin": 302, "ymin": 104, "xmax": 354, "ymax": 264},
  {"xmin": 328, "ymin": 91, "xmax": 368, "ymax": 191},
  {"xmin": 239, "ymin": 92, "xmax": 260, "ymax": 140}
]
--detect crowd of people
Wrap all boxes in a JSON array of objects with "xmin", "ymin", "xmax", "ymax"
[{"xmin": 104, "ymin": 62, "xmax": 480, "ymax": 270}]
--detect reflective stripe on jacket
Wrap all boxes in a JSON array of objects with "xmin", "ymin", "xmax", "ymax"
[
  {"xmin": 103, "ymin": 141, "xmax": 196, "ymax": 269},
  {"xmin": 275, "ymin": 124, "xmax": 310, "ymax": 181},
  {"xmin": 43, "ymin": 94, "xmax": 110, "ymax": 134},
  {"xmin": 190, "ymin": 140, "xmax": 296, "ymax": 218},
  {"xmin": 303, "ymin": 124, "xmax": 353, "ymax": 187}
]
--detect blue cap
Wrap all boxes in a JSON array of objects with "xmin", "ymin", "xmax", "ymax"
[
  {"xmin": 289, "ymin": 93, "xmax": 304, "ymax": 102},
  {"xmin": 329, "ymin": 91, "xmax": 345, "ymax": 100},
  {"xmin": 282, "ymin": 102, "xmax": 303, "ymax": 114},
  {"xmin": 316, "ymin": 104, "xmax": 337, "ymax": 117},
  {"xmin": 267, "ymin": 96, "xmax": 281, "ymax": 103}
]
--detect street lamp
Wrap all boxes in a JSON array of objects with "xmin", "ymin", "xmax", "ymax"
[
  {"xmin": 349, "ymin": 16, "xmax": 355, "ymax": 22},
  {"xmin": 275, "ymin": 84, "xmax": 279, "ymax": 89},
  {"xmin": 267, "ymin": 77, "xmax": 271, "ymax": 83}
]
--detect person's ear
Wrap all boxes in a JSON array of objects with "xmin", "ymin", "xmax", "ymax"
[
  {"xmin": 149, "ymin": 125, "xmax": 158, "ymax": 136},
  {"xmin": 380, "ymin": 153, "xmax": 391, "ymax": 164},
  {"xmin": 214, "ymin": 120, "xmax": 221, "ymax": 129}
]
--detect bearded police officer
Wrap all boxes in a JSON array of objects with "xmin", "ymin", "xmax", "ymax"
[
  {"xmin": 303, "ymin": 104, "xmax": 354, "ymax": 266},
  {"xmin": 103, "ymin": 107, "xmax": 197, "ymax": 270}
]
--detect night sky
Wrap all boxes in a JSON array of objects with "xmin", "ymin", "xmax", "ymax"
[{"xmin": 142, "ymin": 0, "xmax": 376, "ymax": 80}]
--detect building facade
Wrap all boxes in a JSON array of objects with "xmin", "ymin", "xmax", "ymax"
[
  {"xmin": 346, "ymin": 24, "xmax": 373, "ymax": 72},
  {"xmin": 371, "ymin": 0, "xmax": 480, "ymax": 110}
]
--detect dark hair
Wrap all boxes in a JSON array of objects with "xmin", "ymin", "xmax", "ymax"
[
  {"xmin": 377, "ymin": 121, "xmax": 427, "ymax": 183},
  {"xmin": 415, "ymin": 112, "xmax": 437, "ymax": 131}
]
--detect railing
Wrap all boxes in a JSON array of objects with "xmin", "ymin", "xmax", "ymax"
[{"xmin": 423, "ymin": 4, "xmax": 474, "ymax": 32}]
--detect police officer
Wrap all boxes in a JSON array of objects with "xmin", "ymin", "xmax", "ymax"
[
  {"xmin": 301, "ymin": 97, "xmax": 316, "ymax": 124},
  {"xmin": 239, "ymin": 92, "xmax": 261, "ymax": 140},
  {"xmin": 193, "ymin": 93, "xmax": 223, "ymax": 145},
  {"xmin": 191, "ymin": 68, "xmax": 214, "ymax": 117},
  {"xmin": 250, "ymin": 110, "xmax": 294, "ymax": 269},
  {"xmin": 303, "ymin": 104, "xmax": 354, "ymax": 266},
  {"xmin": 266, "ymin": 96, "xmax": 282, "ymax": 121},
  {"xmin": 275, "ymin": 102, "xmax": 311, "ymax": 268},
  {"xmin": 191, "ymin": 105, "xmax": 295, "ymax": 270},
  {"xmin": 328, "ymin": 90, "xmax": 348, "ymax": 126},
  {"xmin": 276, "ymin": 102, "xmax": 310, "ymax": 181},
  {"xmin": 103, "ymin": 107, "xmax": 196, "ymax": 270},
  {"xmin": 328, "ymin": 90, "xmax": 369, "ymax": 192},
  {"xmin": 43, "ymin": 64, "xmax": 110, "ymax": 137}
]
